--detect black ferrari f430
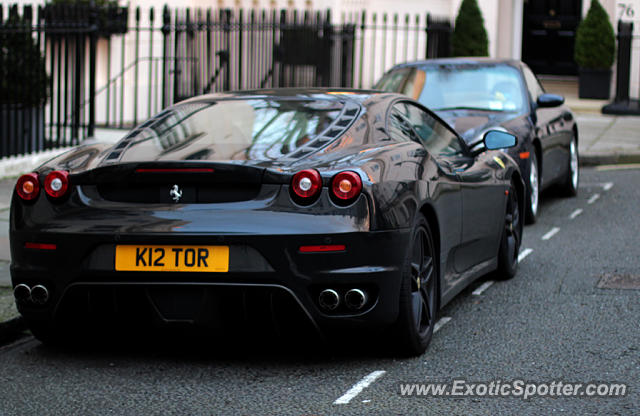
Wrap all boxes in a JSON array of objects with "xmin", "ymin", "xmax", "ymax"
[{"xmin": 11, "ymin": 89, "xmax": 524, "ymax": 355}]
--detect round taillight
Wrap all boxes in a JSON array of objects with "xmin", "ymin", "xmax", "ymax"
[
  {"xmin": 331, "ymin": 171, "xmax": 362, "ymax": 202},
  {"xmin": 44, "ymin": 170, "xmax": 70, "ymax": 198},
  {"xmin": 291, "ymin": 169, "xmax": 322, "ymax": 200},
  {"xmin": 16, "ymin": 173, "xmax": 40, "ymax": 201}
]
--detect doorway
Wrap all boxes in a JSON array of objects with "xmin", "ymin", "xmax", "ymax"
[{"xmin": 522, "ymin": 0, "xmax": 583, "ymax": 75}]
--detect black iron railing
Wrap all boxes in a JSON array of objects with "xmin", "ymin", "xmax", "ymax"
[
  {"xmin": 0, "ymin": 3, "xmax": 101, "ymax": 158},
  {"xmin": 1, "ymin": 3, "xmax": 452, "ymax": 158}
]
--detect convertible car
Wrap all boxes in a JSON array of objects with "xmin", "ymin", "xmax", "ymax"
[
  {"xmin": 11, "ymin": 89, "xmax": 523, "ymax": 355},
  {"xmin": 375, "ymin": 58, "xmax": 579, "ymax": 223}
]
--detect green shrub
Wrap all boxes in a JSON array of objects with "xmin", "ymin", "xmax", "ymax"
[
  {"xmin": 0, "ymin": 7, "xmax": 49, "ymax": 106},
  {"xmin": 574, "ymin": 0, "xmax": 615, "ymax": 69},
  {"xmin": 45, "ymin": 0, "xmax": 128, "ymax": 38},
  {"xmin": 451, "ymin": 0, "xmax": 489, "ymax": 57}
]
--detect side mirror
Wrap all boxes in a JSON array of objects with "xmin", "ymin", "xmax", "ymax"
[
  {"xmin": 537, "ymin": 93, "xmax": 564, "ymax": 108},
  {"xmin": 483, "ymin": 130, "xmax": 517, "ymax": 150}
]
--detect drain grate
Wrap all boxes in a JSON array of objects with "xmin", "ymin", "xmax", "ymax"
[{"xmin": 597, "ymin": 274, "xmax": 640, "ymax": 290}]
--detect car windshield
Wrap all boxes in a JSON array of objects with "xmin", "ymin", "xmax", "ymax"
[
  {"xmin": 122, "ymin": 98, "xmax": 346, "ymax": 162},
  {"xmin": 378, "ymin": 64, "xmax": 526, "ymax": 113}
]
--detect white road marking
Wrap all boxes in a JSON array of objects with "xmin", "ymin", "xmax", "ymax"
[
  {"xmin": 596, "ymin": 163, "xmax": 640, "ymax": 171},
  {"xmin": 472, "ymin": 281, "xmax": 495, "ymax": 296},
  {"xmin": 471, "ymin": 248, "xmax": 533, "ymax": 296},
  {"xmin": 588, "ymin": 193, "xmax": 600, "ymax": 204},
  {"xmin": 433, "ymin": 317, "xmax": 452, "ymax": 333},
  {"xmin": 580, "ymin": 182, "xmax": 615, "ymax": 190},
  {"xmin": 541, "ymin": 227, "xmax": 560, "ymax": 241},
  {"xmin": 569, "ymin": 208, "xmax": 583, "ymax": 219},
  {"xmin": 518, "ymin": 248, "xmax": 533, "ymax": 262},
  {"xmin": 334, "ymin": 371, "xmax": 386, "ymax": 405},
  {"xmin": 362, "ymin": 400, "xmax": 371, "ymax": 403}
]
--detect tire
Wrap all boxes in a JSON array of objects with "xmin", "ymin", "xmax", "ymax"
[
  {"xmin": 525, "ymin": 150, "xmax": 539, "ymax": 224},
  {"xmin": 28, "ymin": 320, "xmax": 97, "ymax": 347},
  {"xmin": 393, "ymin": 214, "xmax": 438, "ymax": 356},
  {"xmin": 560, "ymin": 137, "xmax": 579, "ymax": 197},
  {"xmin": 27, "ymin": 320, "xmax": 61, "ymax": 346},
  {"xmin": 495, "ymin": 180, "xmax": 522, "ymax": 280}
]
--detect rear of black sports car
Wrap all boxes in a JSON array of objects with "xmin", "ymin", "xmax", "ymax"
[{"xmin": 10, "ymin": 92, "xmax": 410, "ymax": 343}]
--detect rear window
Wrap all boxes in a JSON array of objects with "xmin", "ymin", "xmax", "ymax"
[{"xmin": 123, "ymin": 98, "xmax": 351, "ymax": 162}]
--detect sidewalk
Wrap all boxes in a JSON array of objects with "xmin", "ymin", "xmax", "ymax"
[
  {"xmin": 0, "ymin": 91, "xmax": 639, "ymax": 335},
  {"xmin": 541, "ymin": 77, "xmax": 640, "ymax": 165},
  {"xmin": 577, "ymin": 114, "xmax": 640, "ymax": 165}
]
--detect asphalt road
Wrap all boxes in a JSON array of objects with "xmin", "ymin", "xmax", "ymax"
[{"xmin": 0, "ymin": 167, "xmax": 638, "ymax": 415}]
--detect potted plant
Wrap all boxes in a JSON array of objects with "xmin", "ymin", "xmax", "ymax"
[
  {"xmin": 0, "ymin": 7, "xmax": 49, "ymax": 157},
  {"xmin": 44, "ymin": 0, "xmax": 128, "ymax": 38},
  {"xmin": 451, "ymin": 0, "xmax": 489, "ymax": 57},
  {"xmin": 574, "ymin": 0, "xmax": 615, "ymax": 99}
]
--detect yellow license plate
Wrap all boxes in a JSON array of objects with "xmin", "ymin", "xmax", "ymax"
[{"xmin": 115, "ymin": 245, "xmax": 229, "ymax": 272}]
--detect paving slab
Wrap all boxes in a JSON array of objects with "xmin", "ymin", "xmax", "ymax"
[
  {"xmin": 0, "ymin": 212, "xmax": 9, "ymax": 265},
  {"xmin": 0, "ymin": 261, "xmax": 10, "ymax": 288},
  {"xmin": 0, "ymin": 287, "xmax": 18, "ymax": 322}
]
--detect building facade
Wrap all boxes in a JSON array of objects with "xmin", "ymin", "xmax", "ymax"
[{"xmin": 6, "ymin": 0, "xmax": 634, "ymax": 135}]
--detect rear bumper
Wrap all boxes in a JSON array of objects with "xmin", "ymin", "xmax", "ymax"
[{"xmin": 11, "ymin": 228, "xmax": 410, "ymax": 334}]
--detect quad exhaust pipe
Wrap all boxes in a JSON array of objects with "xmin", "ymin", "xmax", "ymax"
[
  {"xmin": 13, "ymin": 283, "xmax": 49, "ymax": 304},
  {"xmin": 318, "ymin": 289, "xmax": 340, "ymax": 311},
  {"xmin": 31, "ymin": 285, "xmax": 50, "ymax": 304},
  {"xmin": 318, "ymin": 288, "xmax": 368, "ymax": 311},
  {"xmin": 13, "ymin": 284, "xmax": 31, "ymax": 301},
  {"xmin": 344, "ymin": 288, "xmax": 367, "ymax": 310}
]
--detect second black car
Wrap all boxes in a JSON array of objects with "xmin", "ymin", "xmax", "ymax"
[{"xmin": 376, "ymin": 58, "xmax": 579, "ymax": 223}]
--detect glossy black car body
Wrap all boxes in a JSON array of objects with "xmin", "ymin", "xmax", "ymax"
[
  {"xmin": 10, "ymin": 89, "xmax": 523, "ymax": 355},
  {"xmin": 376, "ymin": 58, "xmax": 580, "ymax": 223}
]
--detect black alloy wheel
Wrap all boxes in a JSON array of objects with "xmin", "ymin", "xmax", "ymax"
[
  {"xmin": 496, "ymin": 180, "xmax": 522, "ymax": 280},
  {"xmin": 525, "ymin": 150, "xmax": 539, "ymax": 224},
  {"xmin": 560, "ymin": 137, "xmax": 579, "ymax": 196},
  {"xmin": 27, "ymin": 320, "xmax": 60, "ymax": 346},
  {"xmin": 395, "ymin": 214, "xmax": 438, "ymax": 356}
]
